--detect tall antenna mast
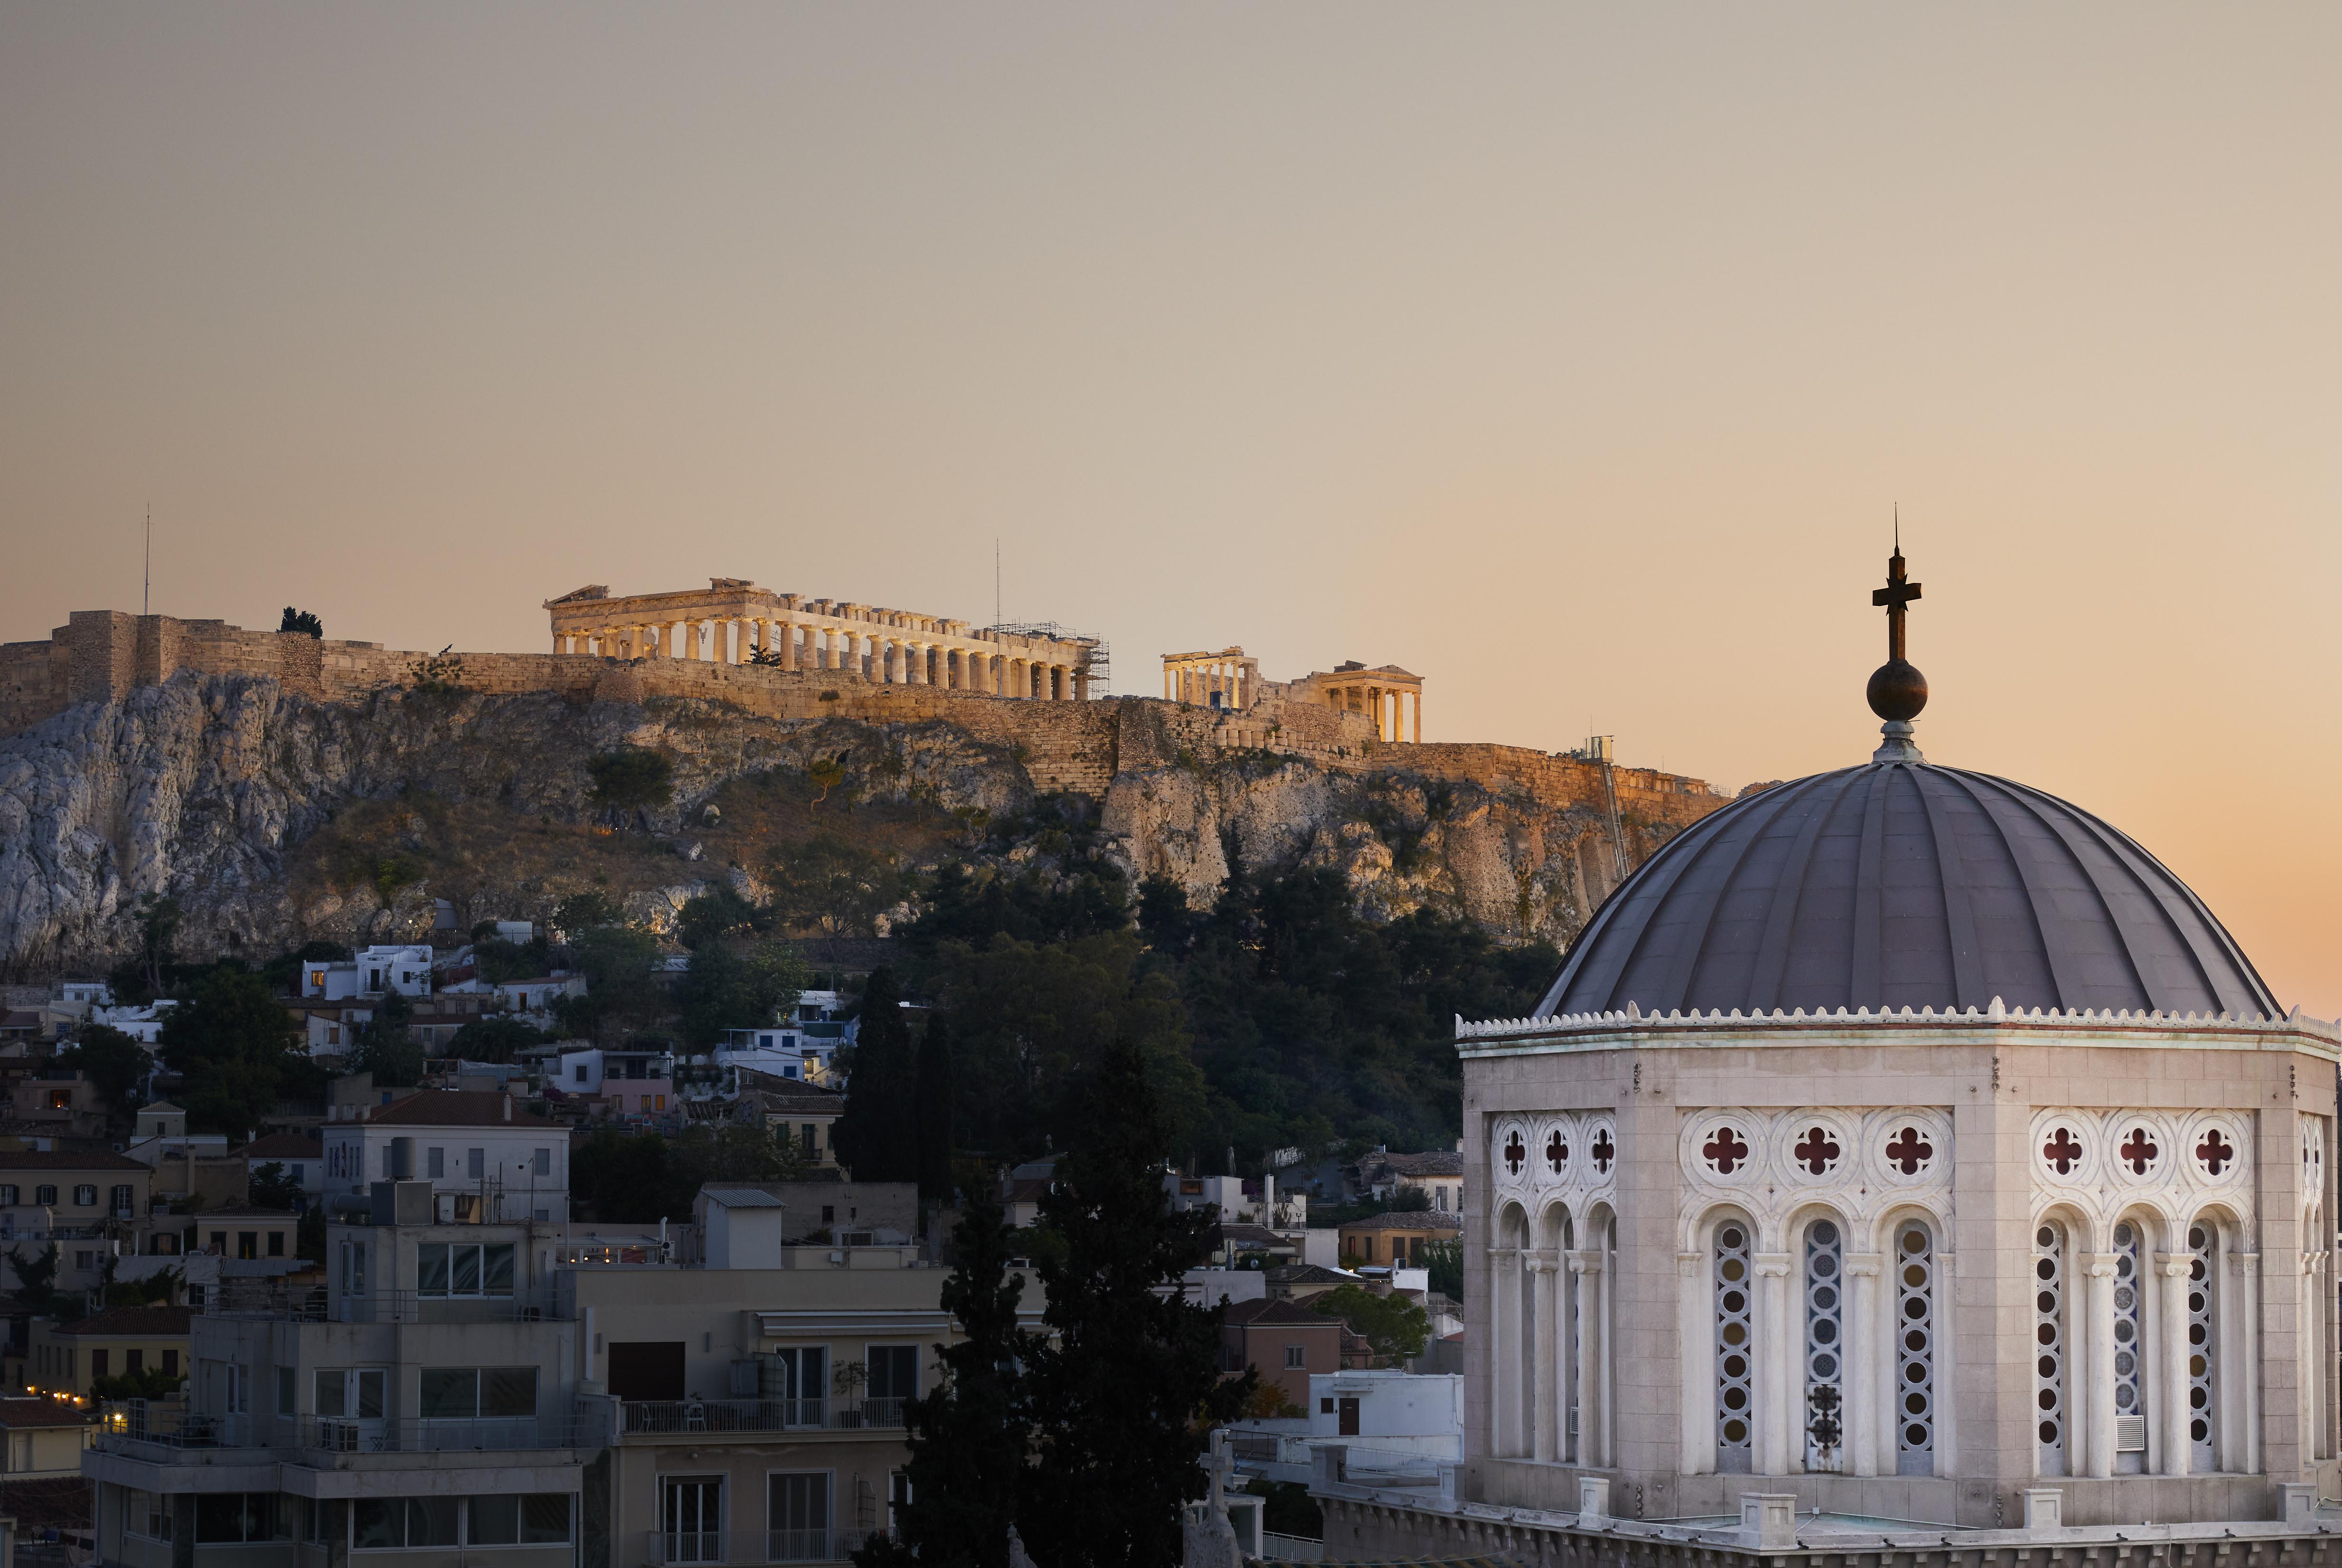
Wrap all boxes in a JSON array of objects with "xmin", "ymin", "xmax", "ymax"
[
  {"xmin": 143, "ymin": 505, "xmax": 151, "ymax": 617},
  {"xmin": 994, "ymin": 538, "xmax": 1001, "ymax": 629}
]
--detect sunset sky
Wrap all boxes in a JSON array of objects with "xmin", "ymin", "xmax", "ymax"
[{"xmin": 3, "ymin": 6, "xmax": 2336, "ymax": 1013}]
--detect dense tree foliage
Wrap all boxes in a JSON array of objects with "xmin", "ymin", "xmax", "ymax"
[
  {"xmin": 1308, "ymin": 1283, "xmax": 1430, "ymax": 1364},
  {"xmin": 571, "ymin": 1124, "xmax": 804, "ymax": 1223},
  {"xmin": 588, "ymin": 747, "xmax": 674, "ymax": 819},
  {"xmin": 277, "ymin": 607, "xmax": 323, "ymax": 637},
  {"xmin": 59, "ymin": 1024, "xmax": 147, "ymax": 1114},
  {"xmin": 852, "ymin": 1190, "xmax": 1035, "ymax": 1568},
  {"xmin": 446, "ymin": 1014, "xmax": 546, "ymax": 1064},
  {"xmin": 1020, "ymin": 1033, "xmax": 1252, "ymax": 1568},
  {"xmin": 831, "ymin": 969, "xmax": 916, "ymax": 1182},
  {"xmin": 157, "ymin": 964, "xmax": 316, "ymax": 1133},
  {"xmin": 673, "ymin": 937, "xmax": 807, "ymax": 1047}
]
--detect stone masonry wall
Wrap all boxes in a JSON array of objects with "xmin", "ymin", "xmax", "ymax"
[{"xmin": 0, "ymin": 609, "xmax": 1725, "ymax": 821}]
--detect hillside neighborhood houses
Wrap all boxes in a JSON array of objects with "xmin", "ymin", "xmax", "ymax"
[{"xmin": 0, "ymin": 916, "xmax": 1469, "ymax": 1565}]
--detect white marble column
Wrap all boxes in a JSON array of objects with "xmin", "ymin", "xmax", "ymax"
[
  {"xmin": 1754, "ymin": 1251, "xmax": 1792, "ymax": 1475},
  {"xmin": 1490, "ymin": 1247, "xmax": 1519, "ymax": 1456},
  {"xmin": 2083, "ymin": 1255, "xmax": 2116, "ymax": 1476},
  {"xmin": 1572, "ymin": 1248, "xmax": 1606, "ymax": 1468},
  {"xmin": 1529, "ymin": 1255, "xmax": 1555, "ymax": 1462},
  {"xmin": 2229, "ymin": 1249, "xmax": 2260, "ymax": 1473},
  {"xmin": 2158, "ymin": 1253, "xmax": 2192, "ymax": 1474},
  {"xmin": 1844, "ymin": 1252, "xmax": 1880, "ymax": 1476}
]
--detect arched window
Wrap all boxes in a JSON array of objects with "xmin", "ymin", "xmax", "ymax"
[
  {"xmin": 2035, "ymin": 1223, "xmax": 2067, "ymax": 1475},
  {"xmin": 1895, "ymin": 1221, "xmax": 1937, "ymax": 1474},
  {"xmin": 1714, "ymin": 1220, "xmax": 1754, "ymax": 1473},
  {"xmin": 2187, "ymin": 1222, "xmax": 2218, "ymax": 1471},
  {"xmin": 1803, "ymin": 1219, "xmax": 1846, "ymax": 1471},
  {"xmin": 2112, "ymin": 1219, "xmax": 2148, "ymax": 1473}
]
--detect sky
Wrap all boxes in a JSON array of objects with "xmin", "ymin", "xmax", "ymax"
[{"xmin": 3, "ymin": 5, "xmax": 2337, "ymax": 1014}]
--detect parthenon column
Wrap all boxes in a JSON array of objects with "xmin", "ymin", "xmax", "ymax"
[
  {"xmin": 909, "ymin": 644, "xmax": 928, "ymax": 684},
  {"xmin": 1412, "ymin": 691, "xmax": 1421, "ymax": 743}
]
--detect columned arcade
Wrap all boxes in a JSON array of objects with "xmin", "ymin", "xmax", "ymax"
[{"xmin": 544, "ymin": 580, "xmax": 1096, "ymax": 699}]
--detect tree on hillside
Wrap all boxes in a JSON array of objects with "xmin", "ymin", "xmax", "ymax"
[
  {"xmin": 349, "ymin": 989, "xmax": 425, "ymax": 1087},
  {"xmin": 559, "ymin": 925, "xmax": 667, "ymax": 1042},
  {"xmin": 158, "ymin": 965, "xmax": 310, "ymax": 1134},
  {"xmin": 853, "ymin": 1188, "xmax": 1034, "ymax": 1568},
  {"xmin": 447, "ymin": 1014, "xmax": 544, "ymax": 1064},
  {"xmin": 571, "ymin": 1124, "xmax": 803, "ymax": 1223},
  {"xmin": 250, "ymin": 1162, "xmax": 307, "ymax": 1211},
  {"xmin": 1308, "ymin": 1284, "xmax": 1429, "ymax": 1366},
  {"xmin": 764, "ymin": 833, "xmax": 904, "ymax": 942},
  {"xmin": 59, "ymin": 1024, "xmax": 147, "ymax": 1115},
  {"xmin": 914, "ymin": 1014, "xmax": 955, "ymax": 1204},
  {"xmin": 588, "ymin": 747, "xmax": 673, "ymax": 824},
  {"xmin": 676, "ymin": 885, "xmax": 761, "ymax": 950},
  {"xmin": 552, "ymin": 891, "xmax": 623, "ymax": 938},
  {"xmin": 934, "ymin": 932, "xmax": 1204, "ymax": 1165},
  {"xmin": 673, "ymin": 939, "xmax": 806, "ymax": 1047},
  {"xmin": 278, "ymin": 607, "xmax": 323, "ymax": 637},
  {"xmin": 1019, "ymin": 1032, "xmax": 1252, "ymax": 1568},
  {"xmin": 135, "ymin": 894, "xmax": 182, "ymax": 1001},
  {"xmin": 830, "ymin": 968, "xmax": 916, "ymax": 1183}
]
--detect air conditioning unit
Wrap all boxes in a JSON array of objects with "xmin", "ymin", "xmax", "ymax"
[{"xmin": 2115, "ymin": 1415, "xmax": 2148, "ymax": 1453}]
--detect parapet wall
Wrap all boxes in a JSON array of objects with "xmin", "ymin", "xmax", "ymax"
[{"xmin": 0, "ymin": 610, "xmax": 1724, "ymax": 824}]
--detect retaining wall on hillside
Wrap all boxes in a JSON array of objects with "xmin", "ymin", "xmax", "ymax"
[{"xmin": 0, "ymin": 610, "xmax": 1725, "ymax": 826}]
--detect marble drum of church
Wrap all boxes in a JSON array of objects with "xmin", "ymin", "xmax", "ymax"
[{"xmin": 1456, "ymin": 755, "xmax": 2342, "ymax": 1531}]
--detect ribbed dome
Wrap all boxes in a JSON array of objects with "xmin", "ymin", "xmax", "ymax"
[{"xmin": 1539, "ymin": 761, "xmax": 2279, "ymax": 1020}]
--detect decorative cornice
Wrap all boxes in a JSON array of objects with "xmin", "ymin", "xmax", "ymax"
[{"xmin": 1456, "ymin": 997, "xmax": 2340, "ymax": 1056}]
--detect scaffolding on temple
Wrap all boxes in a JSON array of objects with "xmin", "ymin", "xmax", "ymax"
[{"xmin": 990, "ymin": 621, "xmax": 1109, "ymax": 694}]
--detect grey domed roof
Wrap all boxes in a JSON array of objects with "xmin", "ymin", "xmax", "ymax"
[{"xmin": 1539, "ymin": 761, "xmax": 2279, "ymax": 1020}]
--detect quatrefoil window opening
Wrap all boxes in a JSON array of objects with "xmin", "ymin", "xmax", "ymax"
[
  {"xmin": 1792, "ymin": 1126, "xmax": 1841, "ymax": 1177},
  {"xmin": 1589, "ymin": 1128, "xmax": 1615, "ymax": 1175},
  {"xmin": 1884, "ymin": 1125, "xmax": 1933, "ymax": 1176},
  {"xmin": 1702, "ymin": 1126, "xmax": 1749, "ymax": 1176},
  {"xmin": 2119, "ymin": 1127, "xmax": 2160, "ymax": 1176},
  {"xmin": 2194, "ymin": 1127, "xmax": 2234, "ymax": 1178},
  {"xmin": 1545, "ymin": 1131, "xmax": 1567, "ymax": 1175},
  {"xmin": 2040, "ymin": 1126, "xmax": 2084, "ymax": 1176},
  {"xmin": 1502, "ymin": 1131, "xmax": 1527, "ymax": 1176}
]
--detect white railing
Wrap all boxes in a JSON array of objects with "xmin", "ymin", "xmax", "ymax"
[
  {"xmin": 621, "ymin": 1399, "xmax": 907, "ymax": 1436},
  {"xmin": 1262, "ymin": 1533, "xmax": 1325, "ymax": 1562},
  {"xmin": 650, "ymin": 1528, "xmax": 726, "ymax": 1564},
  {"xmin": 770, "ymin": 1528, "xmax": 878, "ymax": 1562}
]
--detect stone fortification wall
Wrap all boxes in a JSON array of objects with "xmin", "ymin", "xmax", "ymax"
[{"xmin": 0, "ymin": 609, "xmax": 1721, "ymax": 821}]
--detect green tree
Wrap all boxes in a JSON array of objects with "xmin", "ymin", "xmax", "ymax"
[
  {"xmin": 58, "ymin": 1024, "xmax": 147, "ymax": 1115},
  {"xmin": 853, "ymin": 1189, "xmax": 1035, "ymax": 1568},
  {"xmin": 562, "ymin": 925, "xmax": 668, "ymax": 1042},
  {"xmin": 914, "ymin": 1014, "xmax": 956, "ymax": 1204},
  {"xmin": 135, "ymin": 894, "xmax": 183, "ymax": 999},
  {"xmin": 348, "ymin": 990, "xmax": 424, "ymax": 1088},
  {"xmin": 8, "ymin": 1243, "xmax": 62, "ymax": 1318},
  {"xmin": 157, "ymin": 965, "xmax": 309, "ymax": 1134},
  {"xmin": 831, "ymin": 968, "xmax": 916, "ymax": 1183},
  {"xmin": 1420, "ymin": 1237, "xmax": 1463, "ymax": 1302},
  {"xmin": 447, "ymin": 1014, "xmax": 545, "ymax": 1064},
  {"xmin": 469, "ymin": 936, "xmax": 551, "ymax": 985},
  {"xmin": 277, "ymin": 607, "xmax": 323, "ymax": 637},
  {"xmin": 250, "ymin": 1162, "xmax": 307, "ymax": 1211},
  {"xmin": 553, "ymin": 891, "xmax": 623, "ymax": 937},
  {"xmin": 1388, "ymin": 1183, "xmax": 1433, "ymax": 1213},
  {"xmin": 675, "ymin": 885, "xmax": 760, "ymax": 950},
  {"xmin": 934, "ymin": 933, "xmax": 1204, "ymax": 1165},
  {"xmin": 93, "ymin": 1364, "xmax": 188, "ymax": 1401},
  {"xmin": 570, "ymin": 1127, "xmax": 676, "ymax": 1223},
  {"xmin": 673, "ymin": 939, "xmax": 806, "ymax": 1048},
  {"xmin": 764, "ymin": 833, "xmax": 904, "ymax": 941},
  {"xmin": 588, "ymin": 747, "xmax": 674, "ymax": 822},
  {"xmin": 1019, "ymin": 1034, "xmax": 1252, "ymax": 1568},
  {"xmin": 1308, "ymin": 1284, "xmax": 1429, "ymax": 1365}
]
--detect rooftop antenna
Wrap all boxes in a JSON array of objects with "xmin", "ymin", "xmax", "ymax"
[
  {"xmin": 995, "ymin": 538, "xmax": 1001, "ymax": 630},
  {"xmin": 142, "ymin": 505, "xmax": 151, "ymax": 617}
]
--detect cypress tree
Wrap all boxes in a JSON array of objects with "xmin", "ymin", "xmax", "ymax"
[
  {"xmin": 914, "ymin": 1014, "xmax": 957, "ymax": 1204},
  {"xmin": 853, "ymin": 1188, "xmax": 1034, "ymax": 1568},
  {"xmin": 833, "ymin": 967, "xmax": 916, "ymax": 1183},
  {"xmin": 1018, "ymin": 1034, "xmax": 1252, "ymax": 1568}
]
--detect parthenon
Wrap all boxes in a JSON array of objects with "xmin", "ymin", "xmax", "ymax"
[
  {"xmin": 544, "ymin": 580, "xmax": 1099, "ymax": 699},
  {"xmin": 1161, "ymin": 646, "xmax": 1422, "ymax": 741}
]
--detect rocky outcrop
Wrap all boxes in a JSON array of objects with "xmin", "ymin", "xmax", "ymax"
[{"xmin": 0, "ymin": 674, "xmax": 1722, "ymax": 972}]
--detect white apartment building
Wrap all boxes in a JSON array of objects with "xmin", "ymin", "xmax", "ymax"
[
  {"xmin": 321, "ymin": 1091, "xmax": 569, "ymax": 1224},
  {"xmin": 299, "ymin": 945, "xmax": 436, "ymax": 1001}
]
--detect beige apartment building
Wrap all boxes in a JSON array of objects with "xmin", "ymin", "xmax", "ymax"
[{"xmin": 569, "ymin": 1190, "xmax": 1044, "ymax": 1564}]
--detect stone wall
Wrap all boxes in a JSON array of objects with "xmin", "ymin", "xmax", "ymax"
[{"xmin": 0, "ymin": 608, "xmax": 1725, "ymax": 820}]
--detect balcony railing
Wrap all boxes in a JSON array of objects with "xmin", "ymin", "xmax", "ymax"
[
  {"xmin": 620, "ymin": 1398, "xmax": 908, "ymax": 1436},
  {"xmin": 651, "ymin": 1528, "xmax": 726, "ymax": 1565},
  {"xmin": 196, "ymin": 1284, "xmax": 565, "ymax": 1323},
  {"xmin": 770, "ymin": 1528, "xmax": 878, "ymax": 1562},
  {"xmin": 95, "ymin": 1401, "xmax": 583, "ymax": 1457}
]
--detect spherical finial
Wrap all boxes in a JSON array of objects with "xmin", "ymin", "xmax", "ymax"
[{"xmin": 1867, "ymin": 658, "xmax": 1927, "ymax": 722}]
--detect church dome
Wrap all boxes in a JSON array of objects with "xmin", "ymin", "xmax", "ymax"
[{"xmin": 1538, "ymin": 759, "xmax": 2279, "ymax": 1020}]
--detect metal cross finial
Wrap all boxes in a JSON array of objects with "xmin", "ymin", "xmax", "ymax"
[{"xmin": 1872, "ymin": 547, "xmax": 1922, "ymax": 662}]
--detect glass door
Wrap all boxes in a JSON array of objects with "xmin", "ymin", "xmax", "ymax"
[
  {"xmin": 661, "ymin": 1476, "xmax": 723, "ymax": 1564},
  {"xmin": 314, "ymin": 1368, "xmax": 387, "ymax": 1451}
]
